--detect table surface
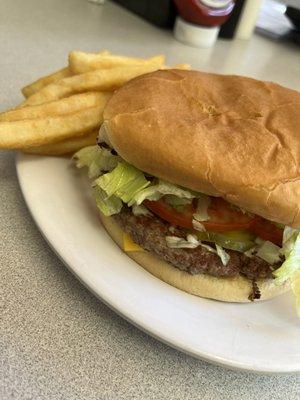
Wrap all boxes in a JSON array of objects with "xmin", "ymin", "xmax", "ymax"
[{"xmin": 1, "ymin": 0, "xmax": 300, "ymax": 399}]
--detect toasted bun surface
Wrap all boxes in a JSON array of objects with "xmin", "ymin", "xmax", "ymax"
[
  {"xmin": 99, "ymin": 212, "xmax": 290, "ymax": 302},
  {"xmin": 103, "ymin": 70, "xmax": 300, "ymax": 228}
]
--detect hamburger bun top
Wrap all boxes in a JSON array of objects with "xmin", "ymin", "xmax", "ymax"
[{"xmin": 103, "ymin": 70, "xmax": 300, "ymax": 228}]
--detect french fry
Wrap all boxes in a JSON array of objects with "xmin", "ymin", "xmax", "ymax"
[
  {"xmin": 21, "ymin": 50, "xmax": 110, "ymax": 98},
  {"xmin": 162, "ymin": 64, "xmax": 191, "ymax": 70},
  {"xmin": 0, "ymin": 92, "xmax": 111, "ymax": 122},
  {"xmin": 0, "ymin": 105, "xmax": 104, "ymax": 149},
  {"xmin": 21, "ymin": 67, "xmax": 72, "ymax": 98},
  {"xmin": 21, "ymin": 62, "xmax": 165, "ymax": 107},
  {"xmin": 173, "ymin": 63, "xmax": 191, "ymax": 70},
  {"xmin": 69, "ymin": 52, "xmax": 165, "ymax": 74},
  {"xmin": 0, "ymin": 49, "xmax": 191, "ymax": 155},
  {"xmin": 24, "ymin": 130, "xmax": 98, "ymax": 156}
]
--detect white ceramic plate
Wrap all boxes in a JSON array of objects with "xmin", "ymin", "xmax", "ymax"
[{"xmin": 16, "ymin": 153, "xmax": 300, "ymax": 373}]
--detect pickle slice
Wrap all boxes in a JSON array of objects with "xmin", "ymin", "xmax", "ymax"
[{"xmin": 195, "ymin": 231, "xmax": 255, "ymax": 252}]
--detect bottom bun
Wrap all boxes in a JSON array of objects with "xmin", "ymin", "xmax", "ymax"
[{"xmin": 99, "ymin": 213, "xmax": 291, "ymax": 303}]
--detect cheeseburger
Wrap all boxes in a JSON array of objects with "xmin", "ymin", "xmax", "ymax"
[{"xmin": 74, "ymin": 69, "xmax": 300, "ymax": 304}]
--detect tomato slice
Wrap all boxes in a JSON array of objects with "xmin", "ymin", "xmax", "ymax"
[
  {"xmin": 144, "ymin": 197, "xmax": 253, "ymax": 233},
  {"xmin": 144, "ymin": 199, "xmax": 195, "ymax": 230},
  {"xmin": 249, "ymin": 217, "xmax": 283, "ymax": 246},
  {"xmin": 144, "ymin": 197, "xmax": 283, "ymax": 246},
  {"xmin": 203, "ymin": 197, "xmax": 254, "ymax": 232}
]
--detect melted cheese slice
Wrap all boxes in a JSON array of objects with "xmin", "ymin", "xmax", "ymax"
[{"xmin": 123, "ymin": 233, "xmax": 144, "ymax": 252}]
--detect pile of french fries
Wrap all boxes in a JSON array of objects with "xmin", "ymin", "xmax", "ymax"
[{"xmin": 0, "ymin": 50, "xmax": 190, "ymax": 156}]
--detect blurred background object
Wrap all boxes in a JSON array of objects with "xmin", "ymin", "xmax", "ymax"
[
  {"xmin": 219, "ymin": 0, "xmax": 247, "ymax": 38},
  {"xmin": 111, "ymin": 0, "xmax": 299, "ymax": 46},
  {"xmin": 233, "ymin": 0, "xmax": 263, "ymax": 39},
  {"xmin": 112, "ymin": 0, "xmax": 177, "ymax": 27},
  {"xmin": 88, "ymin": 0, "xmax": 106, "ymax": 4},
  {"xmin": 256, "ymin": 0, "xmax": 300, "ymax": 43},
  {"xmin": 173, "ymin": 0, "xmax": 235, "ymax": 47}
]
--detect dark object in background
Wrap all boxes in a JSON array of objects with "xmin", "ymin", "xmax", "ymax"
[
  {"xmin": 219, "ymin": 0, "xmax": 246, "ymax": 38},
  {"xmin": 111, "ymin": 0, "xmax": 176, "ymax": 28},
  {"xmin": 286, "ymin": 6, "xmax": 300, "ymax": 30},
  {"xmin": 284, "ymin": 6, "xmax": 300, "ymax": 44}
]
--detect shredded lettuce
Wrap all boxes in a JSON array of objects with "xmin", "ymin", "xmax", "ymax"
[
  {"xmin": 130, "ymin": 179, "xmax": 196, "ymax": 206},
  {"xmin": 199, "ymin": 242, "xmax": 218, "ymax": 254},
  {"xmin": 166, "ymin": 234, "xmax": 199, "ymax": 249},
  {"xmin": 244, "ymin": 247, "xmax": 256, "ymax": 258},
  {"xmin": 245, "ymin": 238, "xmax": 281, "ymax": 264},
  {"xmin": 94, "ymin": 162, "xmax": 150, "ymax": 204},
  {"xmin": 280, "ymin": 227, "xmax": 299, "ymax": 258},
  {"xmin": 193, "ymin": 194, "xmax": 211, "ymax": 222},
  {"xmin": 93, "ymin": 186, "xmax": 122, "ymax": 216},
  {"xmin": 216, "ymin": 244, "xmax": 230, "ymax": 266},
  {"xmin": 273, "ymin": 232, "xmax": 300, "ymax": 284},
  {"xmin": 273, "ymin": 226, "xmax": 300, "ymax": 316},
  {"xmin": 165, "ymin": 234, "xmax": 230, "ymax": 264},
  {"xmin": 164, "ymin": 195, "xmax": 192, "ymax": 211},
  {"xmin": 192, "ymin": 219, "xmax": 206, "ymax": 232},
  {"xmin": 74, "ymin": 146, "xmax": 202, "ymax": 217},
  {"xmin": 256, "ymin": 240, "xmax": 281, "ymax": 265},
  {"xmin": 131, "ymin": 204, "xmax": 152, "ymax": 217},
  {"xmin": 273, "ymin": 227, "xmax": 300, "ymax": 317},
  {"xmin": 73, "ymin": 145, "xmax": 120, "ymax": 178}
]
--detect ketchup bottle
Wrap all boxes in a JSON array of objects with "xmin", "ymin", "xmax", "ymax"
[{"xmin": 174, "ymin": 0, "xmax": 235, "ymax": 47}]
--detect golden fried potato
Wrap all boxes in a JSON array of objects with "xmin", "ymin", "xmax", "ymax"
[
  {"xmin": 0, "ymin": 92, "xmax": 111, "ymax": 122},
  {"xmin": 0, "ymin": 105, "xmax": 104, "ymax": 149},
  {"xmin": 69, "ymin": 52, "xmax": 165, "ymax": 74},
  {"xmin": 21, "ymin": 67, "xmax": 72, "ymax": 98},
  {"xmin": 21, "ymin": 62, "xmax": 165, "ymax": 107},
  {"xmin": 21, "ymin": 50, "xmax": 110, "ymax": 98},
  {"xmin": 0, "ymin": 49, "xmax": 186, "ymax": 154},
  {"xmin": 23, "ymin": 130, "xmax": 98, "ymax": 156},
  {"xmin": 172, "ymin": 63, "xmax": 191, "ymax": 70}
]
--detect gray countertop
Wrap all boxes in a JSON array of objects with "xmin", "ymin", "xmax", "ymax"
[{"xmin": 1, "ymin": 1, "xmax": 299, "ymax": 399}]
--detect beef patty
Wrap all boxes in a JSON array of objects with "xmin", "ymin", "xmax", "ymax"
[{"xmin": 114, "ymin": 207, "xmax": 276, "ymax": 280}]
